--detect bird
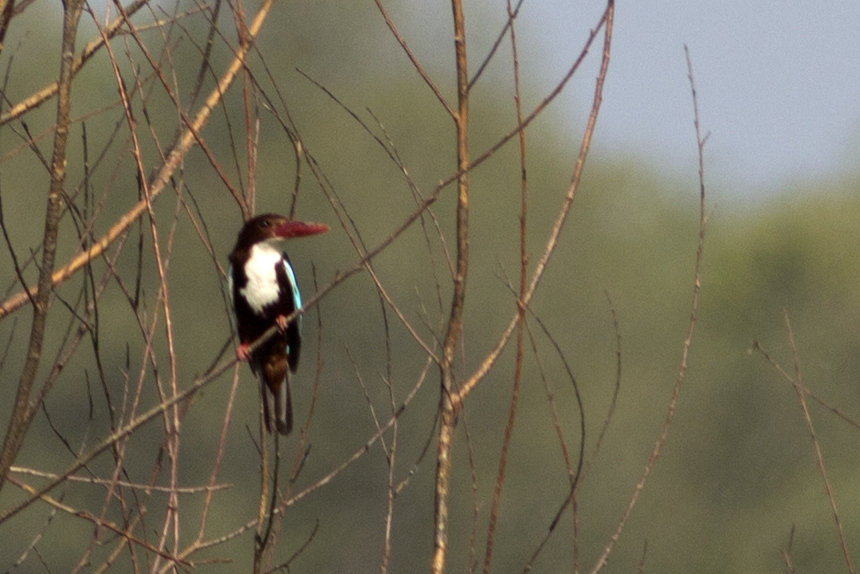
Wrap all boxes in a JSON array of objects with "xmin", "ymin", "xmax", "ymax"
[{"xmin": 228, "ymin": 213, "xmax": 329, "ymax": 435}]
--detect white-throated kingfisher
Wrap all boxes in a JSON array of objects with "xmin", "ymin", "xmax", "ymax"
[{"xmin": 228, "ymin": 214, "xmax": 329, "ymax": 435}]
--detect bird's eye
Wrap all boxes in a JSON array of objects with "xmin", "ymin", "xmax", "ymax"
[{"xmin": 261, "ymin": 220, "xmax": 270, "ymax": 227}]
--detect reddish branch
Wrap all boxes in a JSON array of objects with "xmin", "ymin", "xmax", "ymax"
[
  {"xmin": 483, "ymin": 1, "xmax": 528, "ymax": 570},
  {"xmin": 429, "ymin": 1, "xmax": 614, "ymax": 572}
]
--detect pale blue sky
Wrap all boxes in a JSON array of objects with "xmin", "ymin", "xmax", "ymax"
[
  {"xmin": 524, "ymin": 1, "xmax": 860, "ymax": 197},
  {"xmin": 82, "ymin": 0, "xmax": 860, "ymax": 199}
]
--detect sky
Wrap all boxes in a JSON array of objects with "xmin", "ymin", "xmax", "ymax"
[
  {"xmin": 518, "ymin": 0, "xmax": 860, "ymax": 198},
  {"xmin": 70, "ymin": 0, "xmax": 860, "ymax": 200}
]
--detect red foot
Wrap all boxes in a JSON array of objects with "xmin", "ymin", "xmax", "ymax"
[
  {"xmin": 236, "ymin": 343, "xmax": 251, "ymax": 362},
  {"xmin": 275, "ymin": 315, "xmax": 289, "ymax": 332}
]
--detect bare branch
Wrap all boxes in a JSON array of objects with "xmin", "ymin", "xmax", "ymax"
[
  {"xmin": 0, "ymin": 0, "xmax": 151, "ymax": 126},
  {"xmin": 0, "ymin": 0, "xmax": 85, "ymax": 495},
  {"xmin": 0, "ymin": 0, "xmax": 275, "ymax": 321},
  {"xmin": 587, "ymin": 41, "xmax": 705, "ymax": 574}
]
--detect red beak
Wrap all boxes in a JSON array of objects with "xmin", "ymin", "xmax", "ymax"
[{"xmin": 274, "ymin": 220, "xmax": 330, "ymax": 239}]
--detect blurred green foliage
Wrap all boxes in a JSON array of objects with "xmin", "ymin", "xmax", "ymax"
[{"xmin": 1, "ymin": 1, "xmax": 859, "ymax": 572}]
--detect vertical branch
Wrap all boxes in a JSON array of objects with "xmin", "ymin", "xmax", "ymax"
[
  {"xmin": 254, "ymin": 400, "xmax": 272, "ymax": 574},
  {"xmin": 192, "ymin": 369, "xmax": 242, "ymax": 546},
  {"xmin": 97, "ymin": 19, "xmax": 183, "ymax": 569},
  {"xmin": 234, "ymin": 0, "xmax": 258, "ymax": 215},
  {"xmin": 433, "ymin": 1, "xmax": 469, "ymax": 572},
  {"xmin": 455, "ymin": 0, "xmax": 614, "ymax": 402},
  {"xmin": 442, "ymin": 0, "xmax": 470, "ymax": 364},
  {"xmin": 0, "ymin": 0, "xmax": 84, "ymax": 494},
  {"xmin": 482, "ymin": 1, "xmax": 527, "ymax": 571}
]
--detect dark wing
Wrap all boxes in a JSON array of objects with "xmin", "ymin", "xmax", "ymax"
[{"xmin": 275, "ymin": 253, "xmax": 302, "ymax": 372}]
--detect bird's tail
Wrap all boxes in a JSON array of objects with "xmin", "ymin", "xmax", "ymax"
[
  {"xmin": 262, "ymin": 372, "xmax": 293, "ymax": 436},
  {"xmin": 274, "ymin": 372, "xmax": 293, "ymax": 435}
]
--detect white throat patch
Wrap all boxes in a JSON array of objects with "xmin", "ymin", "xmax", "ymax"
[{"xmin": 241, "ymin": 241, "xmax": 284, "ymax": 314}]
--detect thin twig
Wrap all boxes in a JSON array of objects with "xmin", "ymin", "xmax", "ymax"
[
  {"xmin": 783, "ymin": 525, "xmax": 796, "ymax": 574},
  {"xmin": 373, "ymin": 0, "xmax": 454, "ymax": 118},
  {"xmin": 0, "ymin": 0, "xmax": 275, "ymax": 321},
  {"xmin": 482, "ymin": 2, "xmax": 528, "ymax": 568},
  {"xmin": 587, "ymin": 42, "xmax": 705, "ymax": 574},
  {"xmin": 456, "ymin": 0, "xmax": 614, "ymax": 403},
  {"xmin": 0, "ymin": 0, "xmax": 150, "ymax": 127},
  {"xmin": 783, "ymin": 313, "xmax": 855, "ymax": 574}
]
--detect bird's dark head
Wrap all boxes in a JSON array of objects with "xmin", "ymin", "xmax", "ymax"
[{"xmin": 234, "ymin": 213, "xmax": 329, "ymax": 250}]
